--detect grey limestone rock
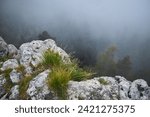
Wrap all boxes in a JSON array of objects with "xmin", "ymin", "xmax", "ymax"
[
  {"xmin": 0, "ymin": 37, "xmax": 8, "ymax": 57},
  {"xmin": 10, "ymin": 69, "xmax": 22, "ymax": 83},
  {"xmin": 9, "ymin": 85, "xmax": 19, "ymax": 100},
  {"xmin": 1, "ymin": 59, "xmax": 19, "ymax": 71},
  {"xmin": 27, "ymin": 70, "xmax": 55, "ymax": 100}
]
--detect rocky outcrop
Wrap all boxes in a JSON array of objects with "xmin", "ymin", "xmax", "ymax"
[
  {"xmin": 19, "ymin": 39, "xmax": 70, "ymax": 74},
  {"xmin": 0, "ymin": 36, "xmax": 18, "ymax": 58},
  {"xmin": 0, "ymin": 37, "xmax": 150, "ymax": 100},
  {"xmin": 68, "ymin": 76, "xmax": 150, "ymax": 100}
]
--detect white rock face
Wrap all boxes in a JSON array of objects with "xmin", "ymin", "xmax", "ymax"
[
  {"xmin": 0, "ymin": 75, "xmax": 6, "ymax": 86},
  {"xmin": 9, "ymin": 85, "xmax": 19, "ymax": 100},
  {"xmin": 115, "ymin": 76, "xmax": 131, "ymax": 100},
  {"xmin": 8, "ymin": 44, "xmax": 18, "ymax": 58},
  {"xmin": 10, "ymin": 69, "xmax": 22, "ymax": 83},
  {"xmin": 68, "ymin": 79, "xmax": 101, "ymax": 100},
  {"xmin": 129, "ymin": 79, "xmax": 150, "ymax": 100},
  {"xmin": 68, "ymin": 76, "xmax": 150, "ymax": 100},
  {"xmin": 19, "ymin": 39, "xmax": 70, "ymax": 74},
  {"xmin": 0, "ymin": 75, "xmax": 6, "ymax": 98},
  {"xmin": 1, "ymin": 59, "xmax": 19, "ymax": 71},
  {"xmin": 68, "ymin": 77, "xmax": 119, "ymax": 100},
  {"xmin": 0, "ymin": 36, "xmax": 8, "ymax": 57},
  {"xmin": 27, "ymin": 70, "xmax": 54, "ymax": 100}
]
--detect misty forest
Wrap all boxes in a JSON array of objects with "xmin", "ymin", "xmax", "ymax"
[{"xmin": 0, "ymin": 0, "xmax": 150, "ymax": 85}]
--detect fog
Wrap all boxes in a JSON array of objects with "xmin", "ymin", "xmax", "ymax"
[{"xmin": 0, "ymin": 0, "xmax": 150, "ymax": 83}]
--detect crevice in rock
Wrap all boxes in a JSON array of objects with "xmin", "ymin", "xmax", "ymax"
[{"xmin": 128, "ymin": 86, "xmax": 132, "ymax": 99}]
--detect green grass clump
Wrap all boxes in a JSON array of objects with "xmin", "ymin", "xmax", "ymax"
[
  {"xmin": 42, "ymin": 50, "xmax": 93, "ymax": 99},
  {"xmin": 47, "ymin": 67, "xmax": 72, "ymax": 99},
  {"xmin": 42, "ymin": 49, "xmax": 62, "ymax": 67},
  {"xmin": 16, "ymin": 65, "xmax": 25, "ymax": 73},
  {"xmin": 71, "ymin": 68, "xmax": 92, "ymax": 81},
  {"xmin": 99, "ymin": 78, "xmax": 109, "ymax": 85},
  {"xmin": 0, "ymin": 55, "xmax": 9, "ymax": 62},
  {"xmin": 2, "ymin": 68, "xmax": 14, "ymax": 92},
  {"xmin": 19, "ymin": 75, "xmax": 33, "ymax": 99},
  {"xmin": 46, "ymin": 62, "xmax": 93, "ymax": 99}
]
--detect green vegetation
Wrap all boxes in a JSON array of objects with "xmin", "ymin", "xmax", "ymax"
[
  {"xmin": 19, "ymin": 75, "xmax": 32, "ymax": 99},
  {"xmin": 2, "ymin": 68, "xmax": 14, "ymax": 92},
  {"xmin": 18, "ymin": 63, "xmax": 46, "ymax": 99},
  {"xmin": 96, "ymin": 46, "xmax": 117, "ymax": 76},
  {"xmin": 42, "ymin": 49, "xmax": 62, "ymax": 67},
  {"xmin": 99, "ymin": 78, "xmax": 109, "ymax": 85},
  {"xmin": 96, "ymin": 46, "xmax": 132, "ymax": 78},
  {"xmin": 0, "ymin": 49, "xmax": 93, "ymax": 100},
  {"xmin": 47, "ymin": 67, "xmax": 72, "ymax": 99},
  {"xmin": 71, "ymin": 68, "xmax": 92, "ymax": 81},
  {"xmin": 116, "ymin": 56, "xmax": 132, "ymax": 78},
  {"xmin": 0, "ymin": 54, "xmax": 14, "ymax": 63},
  {"xmin": 0, "ymin": 55, "xmax": 9, "ymax": 62},
  {"xmin": 16, "ymin": 65, "xmax": 25, "ymax": 73},
  {"xmin": 42, "ymin": 49, "xmax": 93, "ymax": 99}
]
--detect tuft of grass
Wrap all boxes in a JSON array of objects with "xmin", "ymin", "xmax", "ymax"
[
  {"xmin": 43, "ymin": 50, "xmax": 93, "ymax": 99},
  {"xmin": 2, "ymin": 68, "xmax": 14, "ymax": 92},
  {"xmin": 16, "ymin": 65, "xmax": 25, "ymax": 73},
  {"xmin": 0, "ymin": 55, "xmax": 9, "ymax": 62},
  {"xmin": 42, "ymin": 49, "xmax": 62, "ymax": 67},
  {"xmin": 71, "ymin": 68, "xmax": 92, "ymax": 81},
  {"xmin": 47, "ymin": 62, "xmax": 93, "ymax": 99},
  {"xmin": 99, "ymin": 78, "xmax": 109, "ymax": 85},
  {"xmin": 61, "ymin": 58, "xmax": 93, "ymax": 81},
  {"xmin": 19, "ymin": 75, "xmax": 33, "ymax": 99},
  {"xmin": 47, "ymin": 67, "xmax": 72, "ymax": 100},
  {"xmin": 0, "ymin": 55, "xmax": 13, "ymax": 63},
  {"xmin": 0, "ymin": 63, "xmax": 2, "ymax": 68}
]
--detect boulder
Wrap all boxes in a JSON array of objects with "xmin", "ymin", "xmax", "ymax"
[
  {"xmin": 0, "ymin": 86, "xmax": 6, "ymax": 98},
  {"xmin": 129, "ymin": 79, "xmax": 150, "ymax": 100},
  {"xmin": 68, "ymin": 77, "xmax": 119, "ymax": 100},
  {"xmin": 8, "ymin": 44, "xmax": 18, "ymax": 58},
  {"xmin": 115, "ymin": 76, "xmax": 131, "ymax": 100},
  {"xmin": 27, "ymin": 70, "xmax": 55, "ymax": 100},
  {"xmin": 1, "ymin": 59, "xmax": 19, "ymax": 71},
  {"xmin": 0, "ymin": 37, "xmax": 8, "ymax": 57},
  {"xmin": 10, "ymin": 69, "xmax": 22, "ymax": 83},
  {"xmin": 0, "ymin": 75, "xmax": 6, "ymax": 98},
  {"xmin": 9, "ymin": 85, "xmax": 19, "ymax": 100}
]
